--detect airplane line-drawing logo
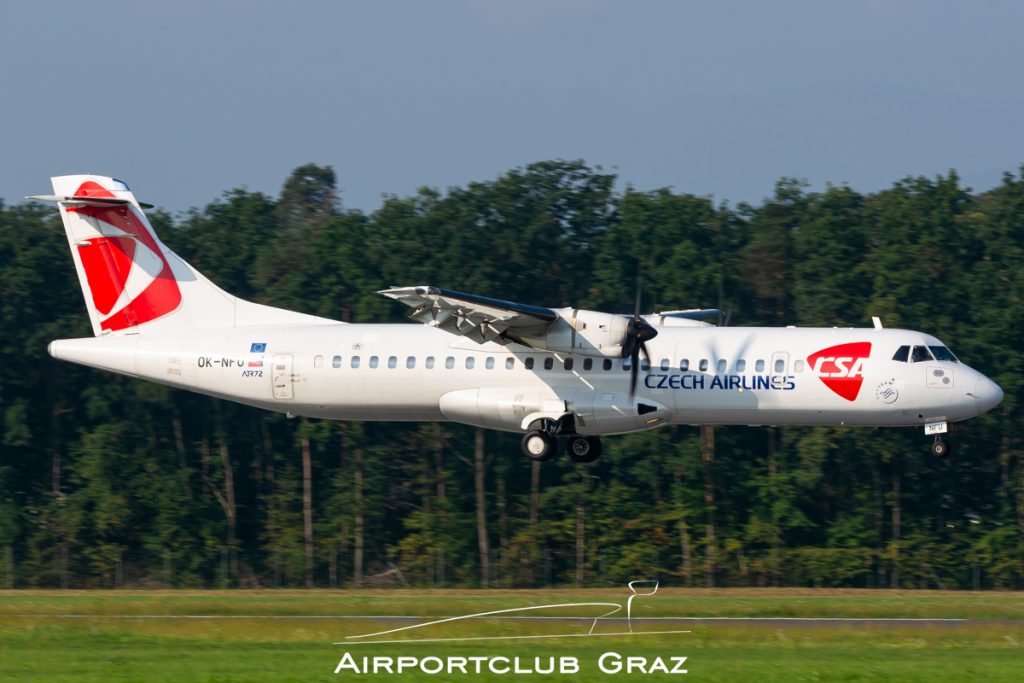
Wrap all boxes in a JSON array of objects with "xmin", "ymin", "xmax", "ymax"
[
  {"xmin": 334, "ymin": 581, "xmax": 689, "ymax": 645},
  {"xmin": 69, "ymin": 181, "xmax": 181, "ymax": 331},
  {"xmin": 807, "ymin": 342, "xmax": 872, "ymax": 401}
]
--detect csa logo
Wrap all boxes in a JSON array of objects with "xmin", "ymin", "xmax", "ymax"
[
  {"xmin": 70, "ymin": 181, "xmax": 181, "ymax": 332},
  {"xmin": 875, "ymin": 379, "xmax": 899, "ymax": 404},
  {"xmin": 807, "ymin": 342, "xmax": 872, "ymax": 402}
]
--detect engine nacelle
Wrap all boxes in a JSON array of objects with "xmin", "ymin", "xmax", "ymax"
[
  {"xmin": 515, "ymin": 308, "xmax": 714, "ymax": 357},
  {"xmin": 516, "ymin": 308, "xmax": 630, "ymax": 357}
]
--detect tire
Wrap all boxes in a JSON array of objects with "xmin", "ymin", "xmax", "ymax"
[
  {"xmin": 522, "ymin": 430, "xmax": 557, "ymax": 461},
  {"xmin": 567, "ymin": 436, "xmax": 602, "ymax": 463},
  {"xmin": 931, "ymin": 439, "xmax": 949, "ymax": 457}
]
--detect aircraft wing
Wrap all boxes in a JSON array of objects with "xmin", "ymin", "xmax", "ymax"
[{"xmin": 379, "ymin": 286, "xmax": 557, "ymax": 344}]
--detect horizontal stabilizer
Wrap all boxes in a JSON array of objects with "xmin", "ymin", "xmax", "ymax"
[
  {"xmin": 656, "ymin": 308, "xmax": 722, "ymax": 321},
  {"xmin": 27, "ymin": 194, "xmax": 154, "ymax": 209}
]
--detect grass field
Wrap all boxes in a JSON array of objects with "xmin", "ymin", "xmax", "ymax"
[{"xmin": 1, "ymin": 589, "xmax": 1022, "ymax": 682}]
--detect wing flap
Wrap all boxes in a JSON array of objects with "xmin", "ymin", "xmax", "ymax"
[{"xmin": 380, "ymin": 286, "xmax": 556, "ymax": 343}]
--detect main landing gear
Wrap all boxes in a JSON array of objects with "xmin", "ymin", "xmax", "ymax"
[
  {"xmin": 566, "ymin": 435, "xmax": 602, "ymax": 463},
  {"xmin": 521, "ymin": 431, "xmax": 559, "ymax": 461},
  {"xmin": 520, "ymin": 418, "xmax": 603, "ymax": 463}
]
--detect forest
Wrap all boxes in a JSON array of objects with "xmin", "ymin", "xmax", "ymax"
[{"xmin": 0, "ymin": 160, "xmax": 1021, "ymax": 590}]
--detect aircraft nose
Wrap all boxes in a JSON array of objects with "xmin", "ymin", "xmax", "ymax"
[{"xmin": 973, "ymin": 375, "xmax": 1003, "ymax": 414}]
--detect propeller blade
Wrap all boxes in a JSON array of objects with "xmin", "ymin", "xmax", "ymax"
[
  {"xmin": 630, "ymin": 336, "xmax": 657, "ymax": 399},
  {"xmin": 621, "ymin": 326, "xmax": 636, "ymax": 358},
  {"xmin": 629, "ymin": 343, "xmax": 640, "ymax": 399},
  {"xmin": 624, "ymin": 277, "xmax": 659, "ymax": 399}
]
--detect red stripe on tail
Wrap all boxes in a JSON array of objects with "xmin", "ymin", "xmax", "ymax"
[{"xmin": 69, "ymin": 181, "xmax": 181, "ymax": 330}]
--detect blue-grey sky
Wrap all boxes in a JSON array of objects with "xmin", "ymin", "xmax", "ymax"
[{"xmin": 3, "ymin": 1, "xmax": 1022, "ymax": 214}]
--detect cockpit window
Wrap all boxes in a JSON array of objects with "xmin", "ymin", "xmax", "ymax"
[
  {"xmin": 892, "ymin": 345, "xmax": 910, "ymax": 362},
  {"xmin": 910, "ymin": 346, "xmax": 934, "ymax": 363},
  {"xmin": 929, "ymin": 346, "xmax": 958, "ymax": 362}
]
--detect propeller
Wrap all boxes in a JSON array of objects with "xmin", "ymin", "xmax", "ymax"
[{"xmin": 622, "ymin": 283, "xmax": 658, "ymax": 399}]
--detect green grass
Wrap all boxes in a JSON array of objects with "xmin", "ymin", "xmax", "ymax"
[{"xmin": 1, "ymin": 590, "xmax": 1022, "ymax": 682}]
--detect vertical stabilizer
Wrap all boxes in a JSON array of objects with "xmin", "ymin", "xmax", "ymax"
[{"xmin": 39, "ymin": 175, "xmax": 334, "ymax": 335}]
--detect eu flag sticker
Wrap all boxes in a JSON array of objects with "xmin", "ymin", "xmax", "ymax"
[{"xmin": 250, "ymin": 342, "xmax": 267, "ymax": 353}]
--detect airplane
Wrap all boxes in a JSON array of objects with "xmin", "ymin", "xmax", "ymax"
[{"xmin": 31, "ymin": 175, "xmax": 1003, "ymax": 462}]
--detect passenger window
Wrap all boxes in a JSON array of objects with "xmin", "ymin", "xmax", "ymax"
[
  {"xmin": 660, "ymin": 358, "xmax": 670, "ymax": 371},
  {"xmin": 892, "ymin": 346, "xmax": 910, "ymax": 363},
  {"xmin": 506, "ymin": 357, "xmax": 514, "ymax": 370},
  {"xmin": 543, "ymin": 357, "xmax": 554, "ymax": 370},
  {"xmin": 583, "ymin": 358, "xmax": 593, "ymax": 371},
  {"xmin": 331, "ymin": 355, "xmax": 341, "ymax": 368},
  {"xmin": 564, "ymin": 358, "xmax": 574, "ymax": 371},
  {"xmin": 387, "ymin": 356, "xmax": 397, "ymax": 369},
  {"xmin": 774, "ymin": 358, "xmax": 785, "ymax": 373},
  {"xmin": 406, "ymin": 356, "xmax": 415, "ymax": 369},
  {"xmin": 603, "ymin": 358, "xmax": 613, "ymax": 371},
  {"xmin": 445, "ymin": 356, "xmax": 455, "ymax": 369},
  {"xmin": 351, "ymin": 356, "xmax": 361, "ymax": 369},
  {"xmin": 716, "ymin": 359, "xmax": 727, "ymax": 373},
  {"xmin": 640, "ymin": 358, "xmax": 650, "ymax": 371},
  {"xmin": 485, "ymin": 357, "xmax": 495, "ymax": 370},
  {"xmin": 466, "ymin": 357, "xmax": 475, "ymax": 369},
  {"xmin": 525, "ymin": 357, "xmax": 535, "ymax": 370},
  {"xmin": 793, "ymin": 360, "xmax": 804, "ymax": 373},
  {"xmin": 426, "ymin": 356, "xmax": 435, "ymax": 369},
  {"xmin": 911, "ymin": 346, "xmax": 934, "ymax": 363},
  {"xmin": 369, "ymin": 356, "xmax": 379, "ymax": 369},
  {"xmin": 680, "ymin": 358, "xmax": 689, "ymax": 371},
  {"xmin": 736, "ymin": 359, "xmax": 746, "ymax": 372},
  {"xmin": 623, "ymin": 358, "xmax": 632, "ymax": 371},
  {"xmin": 755, "ymin": 359, "xmax": 765, "ymax": 372},
  {"xmin": 699, "ymin": 359, "xmax": 708, "ymax": 372}
]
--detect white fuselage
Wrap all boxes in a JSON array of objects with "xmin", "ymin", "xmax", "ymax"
[
  {"xmin": 49, "ymin": 322, "xmax": 1002, "ymax": 435},
  {"xmin": 37, "ymin": 173, "xmax": 1004, "ymax": 442}
]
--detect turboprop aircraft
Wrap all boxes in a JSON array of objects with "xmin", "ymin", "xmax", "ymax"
[{"xmin": 32, "ymin": 175, "xmax": 1003, "ymax": 462}]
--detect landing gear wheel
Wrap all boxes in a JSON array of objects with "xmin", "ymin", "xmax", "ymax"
[
  {"xmin": 522, "ymin": 431, "xmax": 558, "ymax": 461},
  {"xmin": 566, "ymin": 436, "xmax": 602, "ymax": 463},
  {"xmin": 931, "ymin": 437, "xmax": 950, "ymax": 457}
]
